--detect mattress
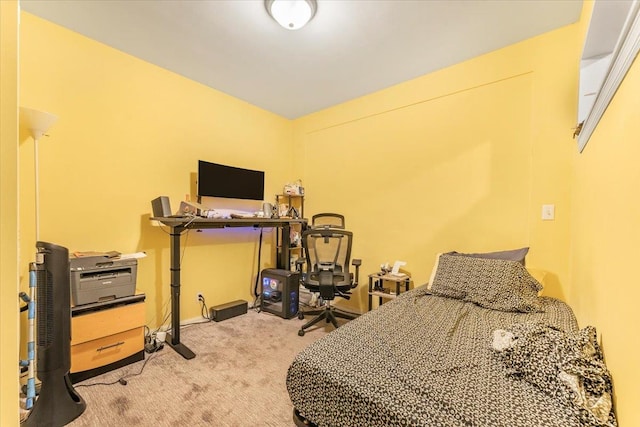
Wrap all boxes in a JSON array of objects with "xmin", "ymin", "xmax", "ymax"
[{"xmin": 286, "ymin": 286, "xmax": 584, "ymax": 427}]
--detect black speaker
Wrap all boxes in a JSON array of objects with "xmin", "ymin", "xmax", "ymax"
[
  {"xmin": 151, "ymin": 196, "xmax": 172, "ymax": 217},
  {"xmin": 261, "ymin": 269, "xmax": 299, "ymax": 319},
  {"xmin": 209, "ymin": 300, "xmax": 248, "ymax": 322},
  {"xmin": 23, "ymin": 241, "xmax": 85, "ymax": 427}
]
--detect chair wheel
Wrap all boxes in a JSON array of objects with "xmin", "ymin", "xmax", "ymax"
[
  {"xmin": 298, "ymin": 312, "xmax": 304, "ymax": 320},
  {"xmin": 298, "ymin": 329, "xmax": 305, "ymax": 336}
]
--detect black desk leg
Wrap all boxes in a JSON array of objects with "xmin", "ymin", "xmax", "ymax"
[{"xmin": 166, "ymin": 226, "xmax": 195, "ymax": 360}]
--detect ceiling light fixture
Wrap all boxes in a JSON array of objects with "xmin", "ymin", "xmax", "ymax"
[{"xmin": 265, "ymin": 0, "xmax": 317, "ymax": 30}]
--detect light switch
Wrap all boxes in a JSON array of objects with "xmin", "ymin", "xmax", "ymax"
[{"xmin": 542, "ymin": 204, "xmax": 555, "ymax": 220}]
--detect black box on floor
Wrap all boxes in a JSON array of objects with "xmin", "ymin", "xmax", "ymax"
[
  {"xmin": 261, "ymin": 268, "xmax": 299, "ymax": 319},
  {"xmin": 209, "ymin": 300, "xmax": 248, "ymax": 322}
]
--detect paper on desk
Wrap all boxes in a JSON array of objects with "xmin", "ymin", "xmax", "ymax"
[
  {"xmin": 118, "ymin": 252, "xmax": 147, "ymax": 260},
  {"xmin": 389, "ymin": 272, "xmax": 408, "ymax": 278}
]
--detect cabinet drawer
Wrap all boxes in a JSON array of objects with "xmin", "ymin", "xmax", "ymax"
[
  {"xmin": 70, "ymin": 327, "xmax": 144, "ymax": 373},
  {"xmin": 71, "ymin": 302, "xmax": 145, "ymax": 345}
]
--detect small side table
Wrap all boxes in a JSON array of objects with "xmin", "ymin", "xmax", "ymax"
[{"xmin": 368, "ymin": 273, "xmax": 411, "ymax": 311}]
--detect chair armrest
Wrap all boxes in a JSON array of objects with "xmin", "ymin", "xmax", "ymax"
[{"xmin": 351, "ymin": 258, "xmax": 361, "ymax": 288}]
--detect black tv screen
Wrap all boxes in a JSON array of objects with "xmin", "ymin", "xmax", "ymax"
[{"xmin": 197, "ymin": 160, "xmax": 265, "ymax": 201}]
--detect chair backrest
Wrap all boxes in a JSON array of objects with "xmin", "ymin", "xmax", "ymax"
[
  {"xmin": 301, "ymin": 228, "xmax": 353, "ymax": 294},
  {"xmin": 311, "ymin": 213, "xmax": 345, "ymax": 229}
]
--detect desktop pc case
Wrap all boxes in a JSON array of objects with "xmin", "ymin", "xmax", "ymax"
[{"xmin": 260, "ymin": 268, "xmax": 299, "ymax": 319}]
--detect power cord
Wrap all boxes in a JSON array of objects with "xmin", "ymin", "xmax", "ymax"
[
  {"xmin": 75, "ymin": 351, "xmax": 158, "ymax": 388},
  {"xmin": 144, "ymin": 333, "xmax": 164, "ymax": 354},
  {"xmin": 199, "ymin": 294, "xmax": 213, "ymax": 321},
  {"xmin": 252, "ymin": 294, "xmax": 263, "ymax": 313},
  {"xmin": 253, "ymin": 228, "xmax": 264, "ymax": 298},
  {"xmin": 251, "ymin": 228, "xmax": 264, "ymax": 312}
]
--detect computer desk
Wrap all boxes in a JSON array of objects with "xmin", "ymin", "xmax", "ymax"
[{"xmin": 151, "ymin": 216, "xmax": 307, "ymax": 359}]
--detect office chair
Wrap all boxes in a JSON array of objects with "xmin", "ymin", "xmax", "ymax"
[
  {"xmin": 297, "ymin": 228, "xmax": 361, "ymax": 336},
  {"xmin": 298, "ymin": 213, "xmax": 345, "ymax": 312},
  {"xmin": 311, "ymin": 212, "xmax": 345, "ymax": 229}
]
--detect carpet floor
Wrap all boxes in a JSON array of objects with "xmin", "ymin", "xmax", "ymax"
[{"xmin": 67, "ymin": 309, "xmax": 335, "ymax": 426}]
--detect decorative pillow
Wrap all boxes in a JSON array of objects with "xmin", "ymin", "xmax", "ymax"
[
  {"xmin": 492, "ymin": 322, "xmax": 616, "ymax": 427},
  {"xmin": 426, "ymin": 252, "xmax": 443, "ymax": 289},
  {"xmin": 526, "ymin": 268, "xmax": 548, "ymax": 295},
  {"xmin": 427, "ymin": 247, "xmax": 530, "ymax": 290},
  {"xmin": 429, "ymin": 255, "xmax": 543, "ymax": 312},
  {"xmin": 449, "ymin": 247, "xmax": 529, "ymax": 265}
]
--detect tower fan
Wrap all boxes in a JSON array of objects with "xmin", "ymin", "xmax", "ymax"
[{"xmin": 22, "ymin": 241, "xmax": 85, "ymax": 426}]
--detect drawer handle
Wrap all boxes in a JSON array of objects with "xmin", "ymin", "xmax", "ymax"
[{"xmin": 97, "ymin": 341, "xmax": 125, "ymax": 352}]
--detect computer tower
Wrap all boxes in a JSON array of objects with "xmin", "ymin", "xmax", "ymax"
[{"xmin": 260, "ymin": 268, "xmax": 299, "ymax": 319}]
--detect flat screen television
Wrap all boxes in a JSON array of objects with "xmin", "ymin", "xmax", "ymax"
[{"xmin": 197, "ymin": 160, "xmax": 265, "ymax": 201}]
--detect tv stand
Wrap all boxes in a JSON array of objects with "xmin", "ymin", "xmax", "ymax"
[{"xmin": 151, "ymin": 216, "xmax": 307, "ymax": 359}]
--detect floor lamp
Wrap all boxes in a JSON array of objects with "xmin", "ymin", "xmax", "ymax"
[
  {"xmin": 19, "ymin": 106, "xmax": 58, "ymax": 242},
  {"xmin": 20, "ymin": 107, "xmax": 86, "ymax": 426},
  {"xmin": 19, "ymin": 106, "xmax": 58, "ymax": 413}
]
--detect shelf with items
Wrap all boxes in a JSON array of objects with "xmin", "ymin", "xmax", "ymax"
[
  {"xmin": 275, "ymin": 193, "xmax": 305, "ymax": 271},
  {"xmin": 367, "ymin": 273, "xmax": 411, "ymax": 311},
  {"xmin": 275, "ymin": 194, "xmax": 304, "ymax": 219}
]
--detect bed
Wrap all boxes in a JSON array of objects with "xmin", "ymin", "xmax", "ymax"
[{"xmin": 287, "ymin": 252, "xmax": 617, "ymax": 427}]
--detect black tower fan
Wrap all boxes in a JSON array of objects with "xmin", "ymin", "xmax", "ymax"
[{"xmin": 23, "ymin": 241, "xmax": 86, "ymax": 426}]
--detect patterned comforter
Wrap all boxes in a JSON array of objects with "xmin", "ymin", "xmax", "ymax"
[{"xmin": 286, "ymin": 286, "xmax": 584, "ymax": 427}]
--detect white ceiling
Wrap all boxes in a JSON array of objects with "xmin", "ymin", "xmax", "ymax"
[{"xmin": 20, "ymin": 0, "xmax": 583, "ymax": 119}]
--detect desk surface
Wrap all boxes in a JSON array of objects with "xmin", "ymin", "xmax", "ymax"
[{"xmin": 151, "ymin": 216, "xmax": 306, "ymax": 229}]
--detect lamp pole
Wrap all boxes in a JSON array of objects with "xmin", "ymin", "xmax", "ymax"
[{"xmin": 19, "ymin": 107, "xmax": 58, "ymax": 241}]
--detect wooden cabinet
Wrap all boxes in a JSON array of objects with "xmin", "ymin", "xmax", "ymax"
[{"xmin": 70, "ymin": 294, "xmax": 145, "ymax": 383}]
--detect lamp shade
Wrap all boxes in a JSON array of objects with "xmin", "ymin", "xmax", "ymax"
[
  {"xmin": 20, "ymin": 107, "xmax": 58, "ymax": 140},
  {"xmin": 265, "ymin": 0, "xmax": 317, "ymax": 30}
]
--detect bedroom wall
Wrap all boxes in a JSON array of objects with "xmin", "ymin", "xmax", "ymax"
[
  {"xmin": 13, "ymin": 4, "xmax": 637, "ymax": 426},
  {"xmin": 568, "ymin": 54, "xmax": 640, "ymax": 427},
  {"xmin": 1, "ymin": 2, "xmax": 20, "ymax": 425},
  {"xmin": 293, "ymin": 22, "xmax": 581, "ymax": 312},
  {"xmin": 18, "ymin": 13, "xmax": 294, "ymax": 334}
]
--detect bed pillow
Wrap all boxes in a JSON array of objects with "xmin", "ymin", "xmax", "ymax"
[
  {"xmin": 426, "ymin": 252, "xmax": 443, "ymax": 289},
  {"xmin": 429, "ymin": 254, "xmax": 543, "ymax": 312},
  {"xmin": 427, "ymin": 247, "xmax": 530, "ymax": 290},
  {"xmin": 526, "ymin": 268, "xmax": 548, "ymax": 295},
  {"xmin": 449, "ymin": 247, "xmax": 529, "ymax": 265}
]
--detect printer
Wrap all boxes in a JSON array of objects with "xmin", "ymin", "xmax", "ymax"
[{"xmin": 70, "ymin": 254, "xmax": 137, "ymax": 306}]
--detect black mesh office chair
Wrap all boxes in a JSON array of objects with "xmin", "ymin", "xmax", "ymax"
[{"xmin": 297, "ymin": 228, "xmax": 361, "ymax": 336}]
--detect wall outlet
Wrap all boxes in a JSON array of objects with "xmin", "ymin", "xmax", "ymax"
[
  {"xmin": 196, "ymin": 292, "xmax": 204, "ymax": 303},
  {"xmin": 541, "ymin": 204, "xmax": 555, "ymax": 220}
]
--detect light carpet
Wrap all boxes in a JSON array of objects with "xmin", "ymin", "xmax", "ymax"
[{"xmin": 68, "ymin": 309, "xmax": 335, "ymax": 426}]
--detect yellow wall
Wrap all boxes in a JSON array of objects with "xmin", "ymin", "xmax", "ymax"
[
  {"xmin": 294, "ymin": 23, "xmax": 580, "ymax": 310},
  {"xmin": 11, "ymin": 3, "xmax": 639, "ymax": 426},
  {"xmin": 569, "ymin": 49, "xmax": 640, "ymax": 427},
  {"xmin": 1, "ymin": 2, "xmax": 21, "ymax": 426},
  {"xmin": 19, "ymin": 13, "xmax": 293, "ymax": 331}
]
